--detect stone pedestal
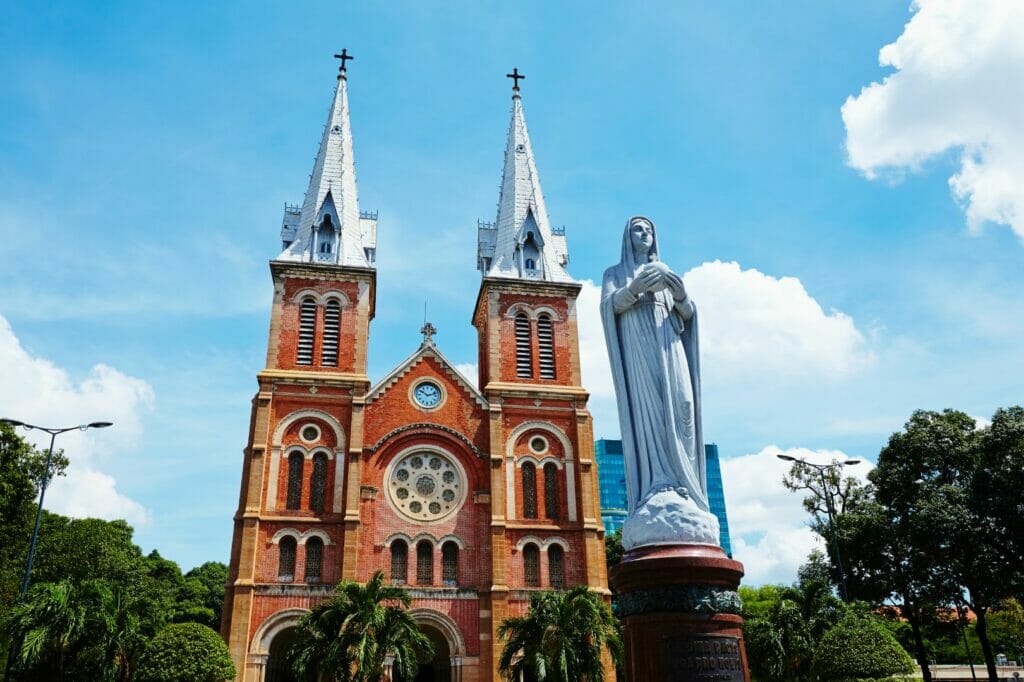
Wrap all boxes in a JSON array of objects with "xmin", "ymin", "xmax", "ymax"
[{"xmin": 609, "ymin": 544, "xmax": 750, "ymax": 682}]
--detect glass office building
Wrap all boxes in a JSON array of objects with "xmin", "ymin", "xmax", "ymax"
[
  {"xmin": 595, "ymin": 438, "xmax": 733, "ymax": 556},
  {"xmin": 595, "ymin": 439, "xmax": 628, "ymax": 533}
]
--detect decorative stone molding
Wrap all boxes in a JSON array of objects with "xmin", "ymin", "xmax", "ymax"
[{"xmin": 615, "ymin": 584, "xmax": 743, "ymax": 618}]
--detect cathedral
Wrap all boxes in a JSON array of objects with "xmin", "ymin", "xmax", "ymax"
[{"xmin": 222, "ymin": 55, "xmax": 611, "ymax": 681}]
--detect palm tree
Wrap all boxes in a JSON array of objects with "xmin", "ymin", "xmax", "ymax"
[
  {"xmin": 288, "ymin": 570, "xmax": 433, "ymax": 682},
  {"xmin": 498, "ymin": 586, "xmax": 622, "ymax": 682},
  {"xmin": 81, "ymin": 581, "xmax": 146, "ymax": 682},
  {"xmin": 1, "ymin": 580, "xmax": 86, "ymax": 680}
]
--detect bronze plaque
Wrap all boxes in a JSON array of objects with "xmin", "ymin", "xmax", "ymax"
[{"xmin": 663, "ymin": 634, "xmax": 745, "ymax": 681}]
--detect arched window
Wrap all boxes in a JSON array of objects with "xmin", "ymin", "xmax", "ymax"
[
  {"xmin": 321, "ymin": 300, "xmax": 341, "ymax": 366},
  {"xmin": 548, "ymin": 545, "xmax": 565, "ymax": 589},
  {"xmin": 390, "ymin": 540, "xmax": 408, "ymax": 585},
  {"xmin": 523, "ymin": 543, "xmax": 540, "ymax": 587},
  {"xmin": 442, "ymin": 542, "xmax": 458, "ymax": 586},
  {"xmin": 416, "ymin": 541, "xmax": 433, "ymax": 586},
  {"xmin": 278, "ymin": 536, "xmax": 296, "ymax": 582},
  {"xmin": 305, "ymin": 538, "xmax": 323, "ymax": 583},
  {"xmin": 286, "ymin": 452, "xmax": 303, "ymax": 510},
  {"xmin": 522, "ymin": 462, "xmax": 537, "ymax": 519},
  {"xmin": 319, "ymin": 240, "xmax": 332, "ymax": 254},
  {"xmin": 514, "ymin": 313, "xmax": 532, "ymax": 378},
  {"xmin": 524, "ymin": 258, "xmax": 535, "ymax": 270},
  {"xmin": 309, "ymin": 453, "xmax": 328, "ymax": 513},
  {"xmin": 544, "ymin": 462, "xmax": 559, "ymax": 520},
  {"xmin": 537, "ymin": 314, "xmax": 555, "ymax": 379},
  {"xmin": 296, "ymin": 297, "xmax": 317, "ymax": 366}
]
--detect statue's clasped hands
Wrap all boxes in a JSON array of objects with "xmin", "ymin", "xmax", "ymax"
[{"xmin": 628, "ymin": 262, "xmax": 688, "ymax": 301}]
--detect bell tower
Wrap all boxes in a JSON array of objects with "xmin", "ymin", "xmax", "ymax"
[
  {"xmin": 472, "ymin": 69, "xmax": 610, "ymax": 681},
  {"xmin": 222, "ymin": 53, "xmax": 378, "ymax": 677}
]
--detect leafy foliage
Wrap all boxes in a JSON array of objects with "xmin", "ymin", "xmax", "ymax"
[
  {"xmin": 498, "ymin": 586, "xmax": 622, "ymax": 682},
  {"xmin": 604, "ymin": 528, "xmax": 623, "ymax": 571},
  {"xmin": 135, "ymin": 622, "xmax": 235, "ymax": 682},
  {"xmin": 812, "ymin": 611, "xmax": 915, "ymax": 681},
  {"xmin": 287, "ymin": 570, "xmax": 432, "ymax": 682}
]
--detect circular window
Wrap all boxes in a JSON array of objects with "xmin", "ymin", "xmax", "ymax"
[
  {"xmin": 300, "ymin": 424, "xmax": 321, "ymax": 443},
  {"xmin": 528, "ymin": 435, "xmax": 549, "ymax": 454},
  {"xmin": 386, "ymin": 449, "xmax": 466, "ymax": 523}
]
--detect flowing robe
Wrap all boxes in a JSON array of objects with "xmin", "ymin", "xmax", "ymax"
[{"xmin": 600, "ymin": 222, "xmax": 709, "ymax": 516}]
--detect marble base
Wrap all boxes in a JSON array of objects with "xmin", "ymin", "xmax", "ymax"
[{"xmin": 609, "ymin": 544, "xmax": 750, "ymax": 682}]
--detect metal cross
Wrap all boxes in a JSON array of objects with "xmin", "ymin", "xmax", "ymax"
[
  {"xmin": 506, "ymin": 67, "xmax": 525, "ymax": 92},
  {"xmin": 420, "ymin": 321, "xmax": 437, "ymax": 343},
  {"xmin": 334, "ymin": 49, "xmax": 354, "ymax": 75}
]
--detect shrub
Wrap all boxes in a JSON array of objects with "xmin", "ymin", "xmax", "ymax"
[
  {"xmin": 136, "ymin": 622, "xmax": 236, "ymax": 682},
  {"xmin": 813, "ymin": 612, "xmax": 915, "ymax": 681}
]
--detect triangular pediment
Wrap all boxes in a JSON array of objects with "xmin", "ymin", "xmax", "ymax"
[{"xmin": 365, "ymin": 343, "xmax": 487, "ymax": 409}]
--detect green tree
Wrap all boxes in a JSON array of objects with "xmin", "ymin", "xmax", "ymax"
[
  {"xmin": 0, "ymin": 423, "xmax": 68, "ymax": 607},
  {"xmin": 812, "ymin": 611, "xmax": 915, "ymax": 681},
  {"xmin": 604, "ymin": 528, "xmax": 623, "ymax": 572},
  {"xmin": 1, "ymin": 580, "xmax": 86, "ymax": 680},
  {"xmin": 135, "ymin": 622, "xmax": 235, "ymax": 682},
  {"xmin": 180, "ymin": 562, "xmax": 228, "ymax": 630},
  {"xmin": 985, "ymin": 599, "xmax": 1024, "ymax": 663},
  {"xmin": 79, "ymin": 581, "xmax": 148, "ymax": 682},
  {"xmin": 287, "ymin": 570, "xmax": 431, "ymax": 682},
  {"xmin": 498, "ymin": 585, "xmax": 622, "ymax": 682}
]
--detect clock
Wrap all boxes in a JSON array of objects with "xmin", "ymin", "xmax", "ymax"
[{"xmin": 413, "ymin": 381, "xmax": 442, "ymax": 408}]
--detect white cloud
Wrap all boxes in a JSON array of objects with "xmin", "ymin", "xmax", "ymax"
[
  {"xmin": 0, "ymin": 314, "xmax": 153, "ymax": 525},
  {"xmin": 576, "ymin": 261, "xmax": 874, "ymax": 421},
  {"xmin": 721, "ymin": 445, "xmax": 873, "ymax": 585},
  {"xmin": 842, "ymin": 0, "xmax": 1024, "ymax": 239},
  {"xmin": 452, "ymin": 362, "xmax": 479, "ymax": 389}
]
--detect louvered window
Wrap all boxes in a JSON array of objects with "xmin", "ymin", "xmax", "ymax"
[
  {"xmin": 537, "ymin": 314, "xmax": 555, "ymax": 379},
  {"xmin": 515, "ymin": 313, "xmax": 532, "ymax": 378},
  {"xmin": 321, "ymin": 300, "xmax": 340, "ymax": 367},
  {"xmin": 390, "ymin": 541, "xmax": 408, "ymax": 584},
  {"xmin": 549, "ymin": 545, "xmax": 565, "ymax": 589},
  {"xmin": 304, "ymin": 538, "xmax": 323, "ymax": 583},
  {"xmin": 522, "ymin": 463, "xmax": 537, "ymax": 519},
  {"xmin": 544, "ymin": 462, "xmax": 559, "ymax": 520},
  {"xmin": 278, "ymin": 537, "xmax": 296, "ymax": 582},
  {"xmin": 442, "ymin": 542, "xmax": 458, "ymax": 586},
  {"xmin": 416, "ymin": 541, "xmax": 433, "ymax": 586},
  {"xmin": 523, "ymin": 544, "xmax": 540, "ymax": 587},
  {"xmin": 309, "ymin": 453, "xmax": 327, "ymax": 513},
  {"xmin": 286, "ymin": 453, "xmax": 303, "ymax": 510},
  {"xmin": 296, "ymin": 297, "xmax": 317, "ymax": 366}
]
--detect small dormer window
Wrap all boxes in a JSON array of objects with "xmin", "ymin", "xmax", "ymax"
[
  {"xmin": 524, "ymin": 258, "xmax": 535, "ymax": 270},
  {"xmin": 319, "ymin": 241, "xmax": 332, "ymax": 254}
]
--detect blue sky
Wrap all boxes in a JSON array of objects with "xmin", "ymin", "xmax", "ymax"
[{"xmin": 2, "ymin": 1, "xmax": 1022, "ymax": 584}]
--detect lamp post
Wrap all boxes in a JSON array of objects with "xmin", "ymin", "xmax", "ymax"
[
  {"xmin": 0, "ymin": 419, "xmax": 113, "ymax": 598},
  {"xmin": 777, "ymin": 453, "xmax": 860, "ymax": 602}
]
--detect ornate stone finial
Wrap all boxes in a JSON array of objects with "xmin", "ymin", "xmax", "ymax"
[
  {"xmin": 420, "ymin": 321, "xmax": 437, "ymax": 344},
  {"xmin": 333, "ymin": 49, "xmax": 354, "ymax": 79},
  {"xmin": 506, "ymin": 67, "xmax": 525, "ymax": 94}
]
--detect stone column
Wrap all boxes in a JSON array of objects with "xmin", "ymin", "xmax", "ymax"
[{"xmin": 609, "ymin": 544, "xmax": 749, "ymax": 681}]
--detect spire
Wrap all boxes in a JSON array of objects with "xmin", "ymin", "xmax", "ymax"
[
  {"xmin": 277, "ymin": 53, "xmax": 376, "ymax": 268},
  {"xmin": 477, "ymin": 71, "xmax": 571, "ymax": 282}
]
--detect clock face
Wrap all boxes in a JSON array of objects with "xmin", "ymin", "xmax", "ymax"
[{"xmin": 414, "ymin": 382, "xmax": 442, "ymax": 408}]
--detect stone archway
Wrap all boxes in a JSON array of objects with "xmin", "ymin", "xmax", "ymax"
[
  {"xmin": 265, "ymin": 626, "xmax": 299, "ymax": 682},
  {"xmin": 248, "ymin": 608, "xmax": 308, "ymax": 682},
  {"xmin": 389, "ymin": 609, "xmax": 466, "ymax": 682}
]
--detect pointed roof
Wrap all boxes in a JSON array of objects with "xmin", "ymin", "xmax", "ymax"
[
  {"xmin": 365, "ymin": 332, "xmax": 488, "ymax": 409},
  {"xmin": 480, "ymin": 90, "xmax": 572, "ymax": 283},
  {"xmin": 277, "ymin": 67, "xmax": 371, "ymax": 267}
]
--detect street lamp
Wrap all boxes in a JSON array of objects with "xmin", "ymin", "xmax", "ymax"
[
  {"xmin": 0, "ymin": 419, "xmax": 112, "ymax": 597},
  {"xmin": 777, "ymin": 452, "xmax": 860, "ymax": 602}
]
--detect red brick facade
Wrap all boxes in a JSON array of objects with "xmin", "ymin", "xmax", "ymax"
[{"xmin": 222, "ymin": 261, "xmax": 611, "ymax": 681}]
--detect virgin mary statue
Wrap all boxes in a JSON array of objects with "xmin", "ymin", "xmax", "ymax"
[{"xmin": 601, "ymin": 216, "xmax": 720, "ymax": 550}]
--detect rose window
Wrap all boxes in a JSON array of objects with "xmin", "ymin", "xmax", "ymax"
[{"xmin": 387, "ymin": 450, "xmax": 465, "ymax": 522}]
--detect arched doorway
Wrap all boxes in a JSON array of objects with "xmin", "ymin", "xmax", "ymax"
[
  {"xmin": 392, "ymin": 624, "xmax": 451, "ymax": 682},
  {"xmin": 265, "ymin": 626, "xmax": 299, "ymax": 682}
]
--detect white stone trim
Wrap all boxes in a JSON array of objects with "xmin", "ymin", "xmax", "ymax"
[
  {"xmin": 515, "ymin": 455, "xmax": 563, "ymax": 470},
  {"xmin": 503, "ymin": 303, "xmax": 563, "ymax": 322},
  {"xmin": 505, "ymin": 421, "xmax": 576, "ymax": 522},
  {"xmin": 437, "ymin": 534, "xmax": 467, "ymax": 549},
  {"xmin": 408, "ymin": 376, "xmax": 448, "ymax": 413},
  {"xmin": 251, "ymin": 607, "xmax": 309, "ymax": 655},
  {"xmin": 514, "ymin": 535, "xmax": 571, "ymax": 552},
  {"xmin": 299, "ymin": 423, "xmax": 321, "ymax": 443},
  {"xmin": 383, "ymin": 532, "xmax": 413, "ymax": 548},
  {"xmin": 272, "ymin": 410, "xmax": 346, "ymax": 451},
  {"xmin": 270, "ymin": 528, "xmax": 333, "ymax": 545},
  {"xmin": 383, "ymin": 444, "xmax": 468, "ymax": 525},
  {"xmin": 289, "ymin": 288, "xmax": 352, "ymax": 307},
  {"xmin": 266, "ymin": 447, "xmax": 281, "ymax": 512},
  {"xmin": 408, "ymin": 608, "xmax": 467, "ymax": 656},
  {"xmin": 527, "ymin": 434, "xmax": 550, "ymax": 454}
]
